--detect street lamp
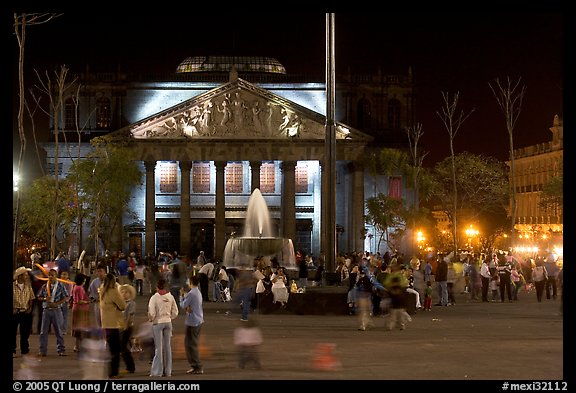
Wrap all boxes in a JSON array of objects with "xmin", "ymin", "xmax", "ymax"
[
  {"xmin": 416, "ymin": 230, "xmax": 426, "ymax": 250},
  {"xmin": 465, "ymin": 225, "xmax": 479, "ymax": 252}
]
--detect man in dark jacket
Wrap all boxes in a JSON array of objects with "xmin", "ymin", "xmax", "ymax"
[{"xmin": 435, "ymin": 256, "xmax": 449, "ymax": 306}]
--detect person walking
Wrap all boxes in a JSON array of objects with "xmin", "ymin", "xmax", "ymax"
[
  {"xmin": 148, "ymin": 278, "xmax": 179, "ymax": 377},
  {"xmin": 13, "ymin": 266, "xmax": 35, "ymax": 357},
  {"xmin": 99, "ymin": 273, "xmax": 126, "ymax": 379},
  {"xmin": 531, "ymin": 259, "xmax": 548, "ymax": 303},
  {"xmin": 180, "ymin": 274, "xmax": 204, "ymax": 375},
  {"xmin": 234, "ymin": 259, "xmax": 264, "ymax": 322}
]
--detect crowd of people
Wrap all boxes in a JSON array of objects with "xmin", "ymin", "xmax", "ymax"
[{"xmin": 13, "ymin": 247, "xmax": 563, "ymax": 379}]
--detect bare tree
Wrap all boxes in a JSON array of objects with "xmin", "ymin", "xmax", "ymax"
[
  {"xmin": 436, "ymin": 91, "xmax": 475, "ymax": 259},
  {"xmin": 13, "ymin": 12, "xmax": 62, "ymax": 268},
  {"xmin": 404, "ymin": 122, "xmax": 429, "ymax": 255},
  {"xmin": 489, "ymin": 76, "xmax": 526, "ymax": 238}
]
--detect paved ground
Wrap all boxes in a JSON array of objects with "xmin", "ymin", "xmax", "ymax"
[{"xmin": 12, "ymin": 284, "xmax": 565, "ymax": 384}]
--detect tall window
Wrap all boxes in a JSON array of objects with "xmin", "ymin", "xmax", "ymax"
[
  {"xmin": 64, "ymin": 98, "xmax": 77, "ymax": 129},
  {"xmin": 96, "ymin": 97, "xmax": 111, "ymax": 129},
  {"xmin": 388, "ymin": 176, "xmax": 402, "ymax": 199},
  {"xmin": 295, "ymin": 162, "xmax": 308, "ymax": 193},
  {"xmin": 387, "ymin": 99, "xmax": 401, "ymax": 129},
  {"xmin": 226, "ymin": 162, "xmax": 243, "ymax": 193},
  {"xmin": 260, "ymin": 162, "xmax": 275, "ymax": 194},
  {"xmin": 159, "ymin": 161, "xmax": 178, "ymax": 193},
  {"xmin": 47, "ymin": 161, "xmax": 63, "ymax": 177},
  {"xmin": 192, "ymin": 162, "xmax": 211, "ymax": 193}
]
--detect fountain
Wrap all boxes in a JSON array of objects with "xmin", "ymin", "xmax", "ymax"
[{"xmin": 223, "ymin": 188, "xmax": 297, "ymax": 270}]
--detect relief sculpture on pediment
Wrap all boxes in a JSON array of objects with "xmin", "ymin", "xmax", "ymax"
[{"xmin": 131, "ymin": 89, "xmax": 328, "ymax": 139}]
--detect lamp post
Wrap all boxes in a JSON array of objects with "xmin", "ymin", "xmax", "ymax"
[
  {"xmin": 13, "ymin": 171, "xmax": 21, "ymax": 270},
  {"xmin": 465, "ymin": 225, "xmax": 479, "ymax": 253}
]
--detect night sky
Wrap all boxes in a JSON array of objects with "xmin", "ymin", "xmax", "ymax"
[{"xmin": 14, "ymin": 11, "xmax": 564, "ymax": 166}]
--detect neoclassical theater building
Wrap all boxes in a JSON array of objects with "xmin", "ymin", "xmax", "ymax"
[{"xmin": 44, "ymin": 56, "xmax": 416, "ymax": 263}]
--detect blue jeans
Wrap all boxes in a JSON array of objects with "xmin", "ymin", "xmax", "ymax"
[
  {"xmin": 151, "ymin": 322, "xmax": 173, "ymax": 377},
  {"xmin": 236, "ymin": 287, "xmax": 255, "ymax": 320},
  {"xmin": 437, "ymin": 281, "xmax": 448, "ymax": 305},
  {"xmin": 39, "ymin": 307, "xmax": 65, "ymax": 354}
]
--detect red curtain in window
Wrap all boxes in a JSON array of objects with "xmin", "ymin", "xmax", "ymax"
[{"xmin": 388, "ymin": 176, "xmax": 402, "ymax": 199}]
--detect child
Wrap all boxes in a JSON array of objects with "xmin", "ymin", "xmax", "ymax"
[
  {"xmin": 119, "ymin": 284, "xmax": 136, "ymax": 374},
  {"xmin": 490, "ymin": 275, "xmax": 500, "ymax": 302},
  {"xmin": 424, "ymin": 281, "xmax": 433, "ymax": 311},
  {"xmin": 233, "ymin": 319, "xmax": 263, "ymax": 369}
]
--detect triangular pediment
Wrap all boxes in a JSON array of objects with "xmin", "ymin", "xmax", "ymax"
[{"xmin": 123, "ymin": 78, "xmax": 372, "ymax": 142}]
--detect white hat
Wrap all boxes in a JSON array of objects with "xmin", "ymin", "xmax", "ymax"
[{"xmin": 14, "ymin": 266, "xmax": 30, "ymax": 280}]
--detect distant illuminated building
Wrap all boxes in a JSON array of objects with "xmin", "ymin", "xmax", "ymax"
[{"xmin": 40, "ymin": 56, "xmax": 416, "ymax": 260}]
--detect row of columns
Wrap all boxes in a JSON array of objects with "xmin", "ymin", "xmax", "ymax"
[{"xmin": 143, "ymin": 160, "xmax": 364, "ymax": 265}]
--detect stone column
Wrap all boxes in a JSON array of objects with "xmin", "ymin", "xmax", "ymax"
[
  {"xmin": 144, "ymin": 161, "xmax": 156, "ymax": 257},
  {"xmin": 214, "ymin": 161, "xmax": 227, "ymax": 259},
  {"xmin": 281, "ymin": 161, "xmax": 296, "ymax": 241},
  {"xmin": 350, "ymin": 161, "xmax": 365, "ymax": 253},
  {"xmin": 250, "ymin": 161, "xmax": 261, "ymax": 193},
  {"xmin": 179, "ymin": 161, "xmax": 192, "ymax": 256}
]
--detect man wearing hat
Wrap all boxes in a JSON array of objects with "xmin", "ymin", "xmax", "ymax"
[{"xmin": 13, "ymin": 266, "xmax": 35, "ymax": 357}]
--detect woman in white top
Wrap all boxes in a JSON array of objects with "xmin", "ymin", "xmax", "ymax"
[{"xmin": 270, "ymin": 267, "xmax": 289, "ymax": 306}]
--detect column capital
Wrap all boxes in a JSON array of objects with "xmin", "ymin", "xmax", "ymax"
[
  {"xmin": 144, "ymin": 160, "xmax": 156, "ymax": 171},
  {"xmin": 179, "ymin": 161, "xmax": 192, "ymax": 171}
]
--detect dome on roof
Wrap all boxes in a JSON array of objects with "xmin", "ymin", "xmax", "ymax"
[{"xmin": 176, "ymin": 56, "xmax": 286, "ymax": 74}]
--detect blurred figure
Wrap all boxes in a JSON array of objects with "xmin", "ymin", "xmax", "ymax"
[
  {"xmin": 80, "ymin": 329, "xmax": 110, "ymax": 380},
  {"xmin": 234, "ymin": 259, "xmax": 265, "ymax": 322},
  {"xmin": 180, "ymin": 274, "xmax": 204, "ymax": 375},
  {"xmin": 510, "ymin": 265, "xmax": 525, "ymax": 301},
  {"xmin": 13, "ymin": 266, "xmax": 35, "ymax": 357},
  {"xmin": 311, "ymin": 343, "xmax": 341, "ymax": 372},
  {"xmin": 544, "ymin": 258, "xmax": 559, "ymax": 300},
  {"xmin": 233, "ymin": 319, "xmax": 262, "ymax": 369},
  {"xmin": 119, "ymin": 284, "xmax": 136, "ymax": 374},
  {"xmin": 71, "ymin": 273, "xmax": 91, "ymax": 353},
  {"xmin": 354, "ymin": 266, "xmax": 374, "ymax": 331},
  {"xmin": 384, "ymin": 267, "xmax": 410, "ymax": 330}
]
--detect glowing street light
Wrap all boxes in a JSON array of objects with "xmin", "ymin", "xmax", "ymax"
[{"xmin": 465, "ymin": 225, "xmax": 479, "ymax": 251}]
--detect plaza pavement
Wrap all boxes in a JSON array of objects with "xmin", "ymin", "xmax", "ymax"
[{"xmin": 12, "ymin": 283, "xmax": 565, "ymax": 384}]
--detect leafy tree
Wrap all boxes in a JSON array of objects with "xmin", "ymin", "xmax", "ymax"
[
  {"xmin": 67, "ymin": 144, "xmax": 142, "ymax": 259},
  {"xmin": 540, "ymin": 174, "xmax": 563, "ymax": 208},
  {"xmin": 19, "ymin": 176, "xmax": 77, "ymax": 252},
  {"xmin": 431, "ymin": 152, "xmax": 509, "ymax": 252},
  {"xmin": 365, "ymin": 193, "xmax": 406, "ymax": 252}
]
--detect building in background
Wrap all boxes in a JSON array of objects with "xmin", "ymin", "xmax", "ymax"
[{"xmin": 40, "ymin": 56, "xmax": 416, "ymax": 262}]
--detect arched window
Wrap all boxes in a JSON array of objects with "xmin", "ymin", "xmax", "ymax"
[
  {"xmin": 64, "ymin": 98, "xmax": 77, "ymax": 129},
  {"xmin": 387, "ymin": 99, "xmax": 401, "ymax": 129},
  {"xmin": 356, "ymin": 97, "xmax": 371, "ymax": 129},
  {"xmin": 96, "ymin": 97, "xmax": 111, "ymax": 129}
]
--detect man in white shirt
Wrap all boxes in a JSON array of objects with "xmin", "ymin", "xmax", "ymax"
[{"xmin": 198, "ymin": 259, "xmax": 215, "ymax": 302}]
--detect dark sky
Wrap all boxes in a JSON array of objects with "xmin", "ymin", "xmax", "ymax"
[{"xmin": 17, "ymin": 11, "xmax": 564, "ymax": 165}]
